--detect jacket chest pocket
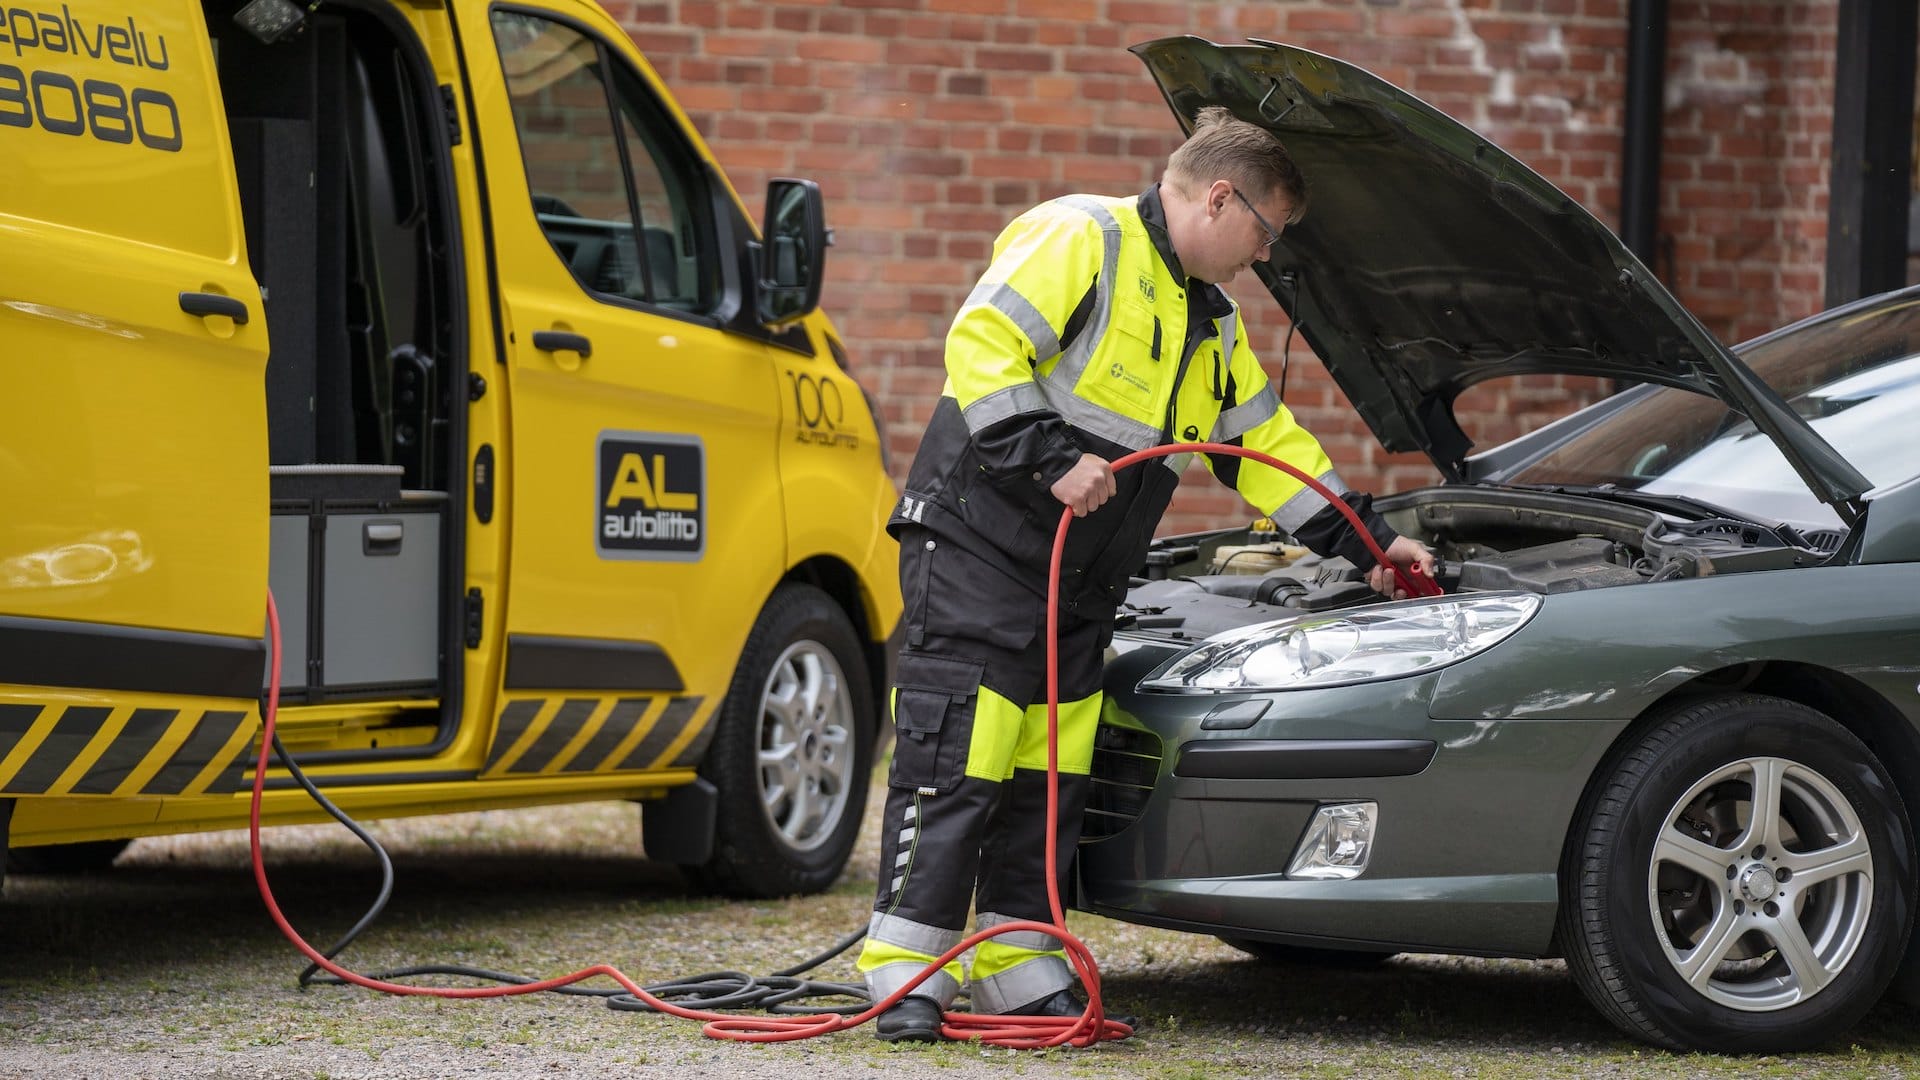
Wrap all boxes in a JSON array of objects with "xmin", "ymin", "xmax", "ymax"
[
  {"xmin": 1080, "ymin": 298, "xmax": 1160, "ymax": 416},
  {"xmin": 1170, "ymin": 344, "xmax": 1225, "ymax": 442}
]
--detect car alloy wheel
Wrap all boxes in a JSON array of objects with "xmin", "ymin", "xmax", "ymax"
[
  {"xmin": 1648, "ymin": 755, "xmax": 1873, "ymax": 1012},
  {"xmin": 1560, "ymin": 693, "xmax": 1915, "ymax": 1052},
  {"xmin": 755, "ymin": 638, "xmax": 856, "ymax": 853}
]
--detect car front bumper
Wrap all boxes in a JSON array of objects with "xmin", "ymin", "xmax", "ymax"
[{"xmin": 1073, "ymin": 640, "xmax": 1626, "ymax": 957}]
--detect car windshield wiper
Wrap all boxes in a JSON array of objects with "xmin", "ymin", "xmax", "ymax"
[{"xmin": 1505, "ymin": 483, "xmax": 1817, "ymax": 549}]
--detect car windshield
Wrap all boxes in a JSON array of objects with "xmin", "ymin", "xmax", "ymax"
[{"xmin": 1507, "ymin": 292, "xmax": 1920, "ymax": 528}]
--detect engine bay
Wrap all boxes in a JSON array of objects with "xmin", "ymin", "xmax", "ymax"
[{"xmin": 1118, "ymin": 487, "xmax": 1847, "ymax": 642}]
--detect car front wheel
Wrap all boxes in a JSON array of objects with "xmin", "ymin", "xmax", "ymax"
[
  {"xmin": 683, "ymin": 583, "xmax": 874, "ymax": 898},
  {"xmin": 1560, "ymin": 694, "xmax": 1915, "ymax": 1052}
]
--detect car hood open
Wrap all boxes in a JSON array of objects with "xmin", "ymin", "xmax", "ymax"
[{"xmin": 1131, "ymin": 36, "xmax": 1869, "ymax": 519}]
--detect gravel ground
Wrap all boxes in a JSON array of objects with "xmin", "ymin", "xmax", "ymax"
[{"xmin": 3, "ymin": 781, "xmax": 1918, "ymax": 1079}]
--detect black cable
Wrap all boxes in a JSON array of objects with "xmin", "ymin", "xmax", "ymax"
[
  {"xmin": 266, "ymin": 731, "xmax": 395, "ymax": 987},
  {"xmin": 266, "ymin": 732, "xmax": 874, "ymax": 1014},
  {"xmin": 1278, "ymin": 271, "xmax": 1302, "ymax": 403}
]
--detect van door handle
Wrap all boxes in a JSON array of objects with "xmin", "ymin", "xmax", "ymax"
[
  {"xmin": 178, "ymin": 291, "xmax": 250, "ymax": 325},
  {"xmin": 532, "ymin": 330, "xmax": 592, "ymax": 358}
]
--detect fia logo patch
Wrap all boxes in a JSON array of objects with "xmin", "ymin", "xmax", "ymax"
[
  {"xmin": 1137, "ymin": 275, "xmax": 1156, "ymax": 303},
  {"xmin": 597, "ymin": 432, "xmax": 705, "ymax": 560}
]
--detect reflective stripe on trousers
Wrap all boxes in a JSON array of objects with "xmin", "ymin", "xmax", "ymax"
[{"xmin": 855, "ymin": 530, "xmax": 1107, "ymax": 1010}]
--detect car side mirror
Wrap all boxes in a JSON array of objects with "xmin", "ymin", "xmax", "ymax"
[{"xmin": 754, "ymin": 177, "xmax": 828, "ymax": 328}]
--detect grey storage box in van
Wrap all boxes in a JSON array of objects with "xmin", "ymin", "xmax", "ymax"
[{"xmin": 268, "ymin": 465, "xmax": 444, "ymax": 701}]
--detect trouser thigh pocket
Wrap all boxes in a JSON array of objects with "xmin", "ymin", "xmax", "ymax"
[{"xmin": 889, "ymin": 650, "xmax": 985, "ymax": 793}]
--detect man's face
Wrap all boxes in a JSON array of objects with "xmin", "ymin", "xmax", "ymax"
[{"xmin": 1190, "ymin": 180, "xmax": 1291, "ymax": 284}]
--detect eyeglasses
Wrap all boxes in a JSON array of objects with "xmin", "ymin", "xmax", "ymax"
[{"xmin": 1231, "ymin": 186, "xmax": 1282, "ymax": 251}]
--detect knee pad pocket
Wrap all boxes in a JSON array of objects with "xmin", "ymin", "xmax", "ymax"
[{"xmin": 889, "ymin": 651, "xmax": 985, "ymax": 792}]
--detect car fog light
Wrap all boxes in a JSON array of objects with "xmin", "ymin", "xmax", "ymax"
[{"xmin": 1287, "ymin": 802, "xmax": 1377, "ymax": 880}]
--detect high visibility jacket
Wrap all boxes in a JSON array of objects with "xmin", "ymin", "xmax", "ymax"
[{"xmin": 891, "ymin": 188, "xmax": 1365, "ymax": 618}]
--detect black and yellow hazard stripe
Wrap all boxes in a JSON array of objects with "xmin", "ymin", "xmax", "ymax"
[
  {"xmin": 480, "ymin": 695, "xmax": 712, "ymax": 778},
  {"xmin": 0, "ymin": 701, "xmax": 260, "ymax": 797}
]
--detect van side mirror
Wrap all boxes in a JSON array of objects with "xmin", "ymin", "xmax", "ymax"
[{"xmin": 754, "ymin": 178, "xmax": 828, "ymax": 328}]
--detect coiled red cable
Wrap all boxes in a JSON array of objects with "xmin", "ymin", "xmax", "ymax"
[{"xmin": 248, "ymin": 442, "xmax": 1427, "ymax": 1048}]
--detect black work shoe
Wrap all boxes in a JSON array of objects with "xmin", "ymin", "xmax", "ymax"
[
  {"xmin": 1006, "ymin": 988, "xmax": 1138, "ymax": 1031},
  {"xmin": 875, "ymin": 995, "xmax": 946, "ymax": 1043}
]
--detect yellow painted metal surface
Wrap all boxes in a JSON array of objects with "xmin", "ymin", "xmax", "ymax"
[
  {"xmin": 460, "ymin": 0, "xmax": 785, "ymax": 719},
  {"xmin": 0, "ymin": 686, "xmax": 259, "ymax": 797},
  {"xmin": 0, "ymin": 0, "xmax": 268, "ymax": 636}
]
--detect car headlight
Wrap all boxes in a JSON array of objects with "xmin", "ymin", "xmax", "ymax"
[{"xmin": 1141, "ymin": 592, "xmax": 1541, "ymax": 692}]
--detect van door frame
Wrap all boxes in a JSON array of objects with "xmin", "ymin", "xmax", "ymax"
[{"xmin": 250, "ymin": 0, "xmax": 474, "ymax": 773}]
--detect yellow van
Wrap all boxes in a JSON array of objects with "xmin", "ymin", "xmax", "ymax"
[{"xmin": 0, "ymin": 0, "xmax": 900, "ymax": 898}]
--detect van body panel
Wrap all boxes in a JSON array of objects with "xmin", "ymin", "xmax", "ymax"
[
  {"xmin": 460, "ymin": 1, "xmax": 786, "ymax": 773},
  {"xmin": 0, "ymin": 0, "xmax": 268, "ymax": 641}
]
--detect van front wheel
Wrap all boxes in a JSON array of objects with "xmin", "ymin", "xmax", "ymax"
[{"xmin": 684, "ymin": 584, "xmax": 874, "ymax": 898}]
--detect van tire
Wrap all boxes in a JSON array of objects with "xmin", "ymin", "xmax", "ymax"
[{"xmin": 685, "ymin": 583, "xmax": 874, "ymax": 898}]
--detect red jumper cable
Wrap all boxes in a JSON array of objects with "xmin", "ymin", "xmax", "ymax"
[{"xmin": 246, "ymin": 442, "xmax": 1434, "ymax": 1048}]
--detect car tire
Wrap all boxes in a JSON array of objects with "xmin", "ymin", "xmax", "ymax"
[
  {"xmin": 1217, "ymin": 937, "xmax": 1396, "ymax": 968},
  {"xmin": 6, "ymin": 839, "xmax": 132, "ymax": 875},
  {"xmin": 683, "ymin": 583, "xmax": 874, "ymax": 899},
  {"xmin": 1559, "ymin": 693, "xmax": 1915, "ymax": 1052}
]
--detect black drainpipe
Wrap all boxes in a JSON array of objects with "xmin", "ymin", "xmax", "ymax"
[{"xmin": 1620, "ymin": 0, "xmax": 1668, "ymax": 275}]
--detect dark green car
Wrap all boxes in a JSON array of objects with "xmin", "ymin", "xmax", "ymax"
[{"xmin": 1078, "ymin": 37, "xmax": 1920, "ymax": 1053}]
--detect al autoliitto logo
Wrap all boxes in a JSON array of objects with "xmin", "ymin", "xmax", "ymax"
[{"xmin": 597, "ymin": 432, "xmax": 704, "ymax": 560}]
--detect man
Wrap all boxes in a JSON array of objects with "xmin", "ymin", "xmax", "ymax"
[{"xmin": 857, "ymin": 106, "xmax": 1435, "ymax": 1043}]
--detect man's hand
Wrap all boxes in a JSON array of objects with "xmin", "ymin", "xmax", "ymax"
[
  {"xmin": 1050, "ymin": 454, "xmax": 1117, "ymax": 518},
  {"xmin": 1364, "ymin": 535, "xmax": 1437, "ymax": 598}
]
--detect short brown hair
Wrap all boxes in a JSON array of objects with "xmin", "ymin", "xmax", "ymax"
[{"xmin": 1165, "ymin": 105, "xmax": 1308, "ymax": 224}]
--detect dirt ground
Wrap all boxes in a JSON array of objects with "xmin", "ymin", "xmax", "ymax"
[{"xmin": 2, "ymin": 793, "xmax": 1916, "ymax": 1079}]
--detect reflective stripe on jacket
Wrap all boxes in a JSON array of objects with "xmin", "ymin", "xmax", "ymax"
[{"xmin": 891, "ymin": 190, "xmax": 1351, "ymax": 617}]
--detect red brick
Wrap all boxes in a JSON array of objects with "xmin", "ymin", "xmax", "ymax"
[
  {"xmin": 1378, "ymin": 12, "xmax": 1458, "ymax": 35},
  {"xmin": 797, "ymin": 36, "xmax": 885, "ymax": 62},
  {"xmin": 669, "ymin": 85, "xmax": 739, "ymax": 112},
  {"xmin": 740, "ymin": 88, "xmax": 825, "ymax": 113},
  {"xmin": 1036, "ymin": 23, "xmax": 1077, "ymax": 46},
  {"xmin": 1109, "ymin": 0, "xmax": 1190, "ymax": 22},
  {"xmin": 886, "ymin": 152, "xmax": 967, "ymax": 177},
  {"xmin": 1013, "ymin": 101, "xmax": 1094, "ymax": 126},
  {"xmin": 976, "ymin": 47, "xmax": 1055, "ymax": 71},
  {"xmin": 1286, "ymin": 9, "xmax": 1365, "ymax": 32},
  {"xmin": 927, "ymin": 98, "xmax": 1007, "ymax": 123},
  {"xmin": 887, "ymin": 40, "xmax": 966, "ymax": 66},
  {"xmin": 970, "ymin": 154, "xmax": 1057, "ymax": 180},
  {"xmin": 771, "ymin": 8, "xmax": 812, "ymax": 32}
]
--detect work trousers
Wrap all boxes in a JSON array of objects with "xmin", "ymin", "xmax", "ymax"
[{"xmin": 855, "ymin": 526, "xmax": 1109, "ymax": 1013}]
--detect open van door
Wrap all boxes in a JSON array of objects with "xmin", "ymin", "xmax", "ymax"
[{"xmin": 0, "ymin": 0, "xmax": 269, "ymax": 799}]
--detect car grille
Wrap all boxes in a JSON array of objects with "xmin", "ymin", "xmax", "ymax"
[{"xmin": 1082, "ymin": 723, "xmax": 1163, "ymax": 841}]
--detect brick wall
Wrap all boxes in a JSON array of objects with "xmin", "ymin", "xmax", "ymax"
[{"xmin": 611, "ymin": 0, "xmax": 1841, "ymax": 536}]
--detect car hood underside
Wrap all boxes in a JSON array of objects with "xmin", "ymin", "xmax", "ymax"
[{"xmin": 1129, "ymin": 36, "xmax": 1869, "ymax": 518}]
